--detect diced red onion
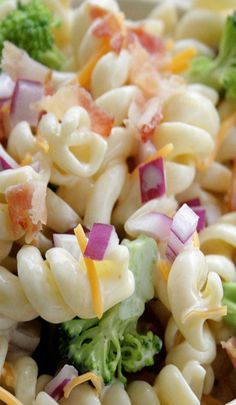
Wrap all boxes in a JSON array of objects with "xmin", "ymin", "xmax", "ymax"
[
  {"xmin": 126, "ymin": 212, "xmax": 172, "ymax": 240},
  {"xmin": 171, "ymin": 203, "xmax": 198, "ymax": 244},
  {"xmin": 45, "ymin": 364, "xmax": 78, "ymax": 401},
  {"xmin": 0, "ymin": 144, "xmax": 19, "ymax": 170},
  {"xmin": 166, "ymin": 204, "xmax": 198, "ymax": 262},
  {"xmin": 84, "ymin": 223, "xmax": 119, "ymax": 260},
  {"xmin": 10, "ymin": 79, "xmax": 44, "ymax": 129},
  {"xmin": 0, "ymin": 73, "xmax": 15, "ymax": 99},
  {"xmin": 184, "ymin": 198, "xmax": 201, "ymax": 207},
  {"xmin": 192, "ymin": 207, "xmax": 206, "ymax": 232},
  {"xmin": 53, "ymin": 234, "xmax": 81, "ymax": 260},
  {"xmin": 139, "ymin": 157, "xmax": 166, "ymax": 203}
]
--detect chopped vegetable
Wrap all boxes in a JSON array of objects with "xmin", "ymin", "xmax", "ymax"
[
  {"xmin": 59, "ymin": 236, "xmax": 162, "ymax": 384},
  {"xmin": 139, "ymin": 158, "xmax": 166, "ymax": 203},
  {"xmin": 222, "ymin": 282, "xmax": 236, "ymax": 328},
  {"xmin": 0, "ymin": 0, "xmax": 65, "ymax": 70},
  {"xmin": 125, "ymin": 212, "xmax": 172, "ymax": 241},
  {"xmin": 10, "ymin": 79, "xmax": 43, "ymax": 128},
  {"xmin": 45, "ymin": 364, "xmax": 78, "ymax": 401},
  {"xmin": 187, "ymin": 11, "xmax": 236, "ymax": 99},
  {"xmin": 84, "ymin": 223, "xmax": 119, "ymax": 261},
  {"xmin": 166, "ymin": 204, "xmax": 198, "ymax": 261}
]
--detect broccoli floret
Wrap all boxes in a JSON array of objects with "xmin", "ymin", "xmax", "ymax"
[
  {"xmin": 186, "ymin": 11, "xmax": 236, "ymax": 99},
  {"xmin": 222, "ymin": 282, "xmax": 236, "ymax": 328},
  {"xmin": 0, "ymin": 0, "xmax": 65, "ymax": 69},
  {"xmin": 59, "ymin": 236, "xmax": 162, "ymax": 384}
]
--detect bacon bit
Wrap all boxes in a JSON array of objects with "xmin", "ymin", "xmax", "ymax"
[
  {"xmin": 78, "ymin": 40, "xmax": 111, "ymax": 89},
  {"xmin": 129, "ymin": 41, "xmax": 160, "ymax": 97},
  {"xmin": 221, "ymin": 337, "xmax": 236, "ymax": 370},
  {"xmin": 197, "ymin": 112, "xmax": 236, "ymax": 171},
  {"xmin": 183, "ymin": 306, "xmax": 227, "ymax": 323},
  {"xmin": 6, "ymin": 180, "xmax": 47, "ymax": 243},
  {"xmin": 36, "ymin": 84, "xmax": 113, "ymax": 137},
  {"xmin": 77, "ymin": 88, "xmax": 114, "ymax": 137},
  {"xmin": 168, "ymin": 47, "xmax": 197, "ymax": 74},
  {"xmin": 89, "ymin": 4, "xmax": 108, "ymax": 20},
  {"xmin": 1, "ymin": 362, "xmax": 15, "ymax": 388},
  {"xmin": 228, "ymin": 159, "xmax": 236, "ymax": 211},
  {"xmin": 129, "ymin": 28, "xmax": 165, "ymax": 55},
  {"xmin": 63, "ymin": 372, "xmax": 103, "ymax": 399},
  {"xmin": 92, "ymin": 12, "xmax": 127, "ymax": 54},
  {"xmin": 127, "ymin": 91, "xmax": 163, "ymax": 142},
  {"xmin": 158, "ymin": 260, "xmax": 171, "ymax": 282},
  {"xmin": 74, "ymin": 224, "xmax": 103, "ymax": 319}
]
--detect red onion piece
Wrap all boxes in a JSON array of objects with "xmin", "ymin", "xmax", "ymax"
[
  {"xmin": 0, "ymin": 144, "xmax": 19, "ymax": 170},
  {"xmin": 192, "ymin": 207, "xmax": 206, "ymax": 232},
  {"xmin": 84, "ymin": 223, "xmax": 119, "ymax": 260},
  {"xmin": 10, "ymin": 79, "xmax": 44, "ymax": 129},
  {"xmin": 45, "ymin": 364, "xmax": 78, "ymax": 401},
  {"xmin": 53, "ymin": 234, "xmax": 81, "ymax": 260},
  {"xmin": 166, "ymin": 204, "xmax": 198, "ymax": 262},
  {"xmin": 171, "ymin": 203, "xmax": 198, "ymax": 244},
  {"xmin": 139, "ymin": 157, "xmax": 166, "ymax": 203},
  {"xmin": 126, "ymin": 212, "xmax": 172, "ymax": 240},
  {"xmin": 184, "ymin": 198, "xmax": 201, "ymax": 207},
  {"xmin": 0, "ymin": 73, "xmax": 15, "ymax": 99}
]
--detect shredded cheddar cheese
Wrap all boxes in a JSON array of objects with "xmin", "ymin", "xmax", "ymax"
[
  {"xmin": 78, "ymin": 41, "xmax": 111, "ymax": 89},
  {"xmin": 168, "ymin": 47, "xmax": 198, "ymax": 74},
  {"xmin": 182, "ymin": 305, "xmax": 227, "ymax": 323},
  {"xmin": 192, "ymin": 231, "xmax": 200, "ymax": 249},
  {"xmin": 20, "ymin": 153, "xmax": 33, "ymax": 166},
  {"xmin": 1, "ymin": 363, "xmax": 15, "ymax": 388},
  {"xmin": 74, "ymin": 224, "xmax": 103, "ymax": 319},
  {"xmin": 35, "ymin": 136, "xmax": 50, "ymax": 153},
  {"xmin": 0, "ymin": 387, "xmax": 23, "ymax": 405},
  {"xmin": 197, "ymin": 111, "xmax": 236, "ymax": 171},
  {"xmin": 63, "ymin": 372, "xmax": 104, "ymax": 399},
  {"xmin": 158, "ymin": 260, "xmax": 171, "ymax": 282}
]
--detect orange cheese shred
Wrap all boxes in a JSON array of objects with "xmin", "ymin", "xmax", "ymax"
[
  {"xmin": 78, "ymin": 41, "xmax": 111, "ymax": 89},
  {"xmin": 35, "ymin": 136, "xmax": 50, "ymax": 154},
  {"xmin": 74, "ymin": 224, "xmax": 103, "ymax": 319},
  {"xmin": 168, "ymin": 47, "xmax": 197, "ymax": 74},
  {"xmin": 0, "ymin": 387, "xmax": 23, "ymax": 405},
  {"xmin": 158, "ymin": 260, "xmax": 171, "ymax": 282},
  {"xmin": 20, "ymin": 153, "xmax": 33, "ymax": 167},
  {"xmin": 63, "ymin": 372, "xmax": 104, "ymax": 399},
  {"xmin": 197, "ymin": 111, "xmax": 236, "ymax": 171},
  {"xmin": 132, "ymin": 143, "xmax": 173, "ymax": 177},
  {"xmin": 2, "ymin": 362, "xmax": 15, "ymax": 388}
]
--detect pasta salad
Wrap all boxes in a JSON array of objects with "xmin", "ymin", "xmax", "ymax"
[{"xmin": 0, "ymin": 0, "xmax": 235, "ymax": 404}]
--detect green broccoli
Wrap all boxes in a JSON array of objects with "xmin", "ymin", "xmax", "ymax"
[
  {"xmin": 222, "ymin": 282, "xmax": 236, "ymax": 328},
  {"xmin": 0, "ymin": 0, "xmax": 65, "ymax": 70},
  {"xmin": 186, "ymin": 11, "xmax": 236, "ymax": 99},
  {"xmin": 59, "ymin": 235, "xmax": 162, "ymax": 384}
]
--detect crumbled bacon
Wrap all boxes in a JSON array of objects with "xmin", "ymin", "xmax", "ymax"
[
  {"xmin": 89, "ymin": 4, "xmax": 108, "ymax": 20},
  {"xmin": 221, "ymin": 337, "xmax": 236, "ymax": 370},
  {"xmin": 77, "ymin": 87, "xmax": 114, "ymax": 137},
  {"xmin": 129, "ymin": 28, "xmax": 165, "ymax": 55},
  {"xmin": 6, "ymin": 180, "xmax": 47, "ymax": 243},
  {"xmin": 92, "ymin": 12, "xmax": 126, "ymax": 53},
  {"xmin": 36, "ymin": 84, "xmax": 114, "ymax": 137},
  {"xmin": 128, "ymin": 41, "xmax": 160, "ymax": 97},
  {"xmin": 127, "ymin": 91, "xmax": 163, "ymax": 142}
]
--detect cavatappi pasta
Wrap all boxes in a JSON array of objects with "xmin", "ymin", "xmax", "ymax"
[{"xmin": 0, "ymin": 0, "xmax": 235, "ymax": 403}]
